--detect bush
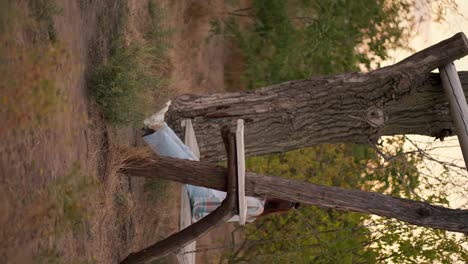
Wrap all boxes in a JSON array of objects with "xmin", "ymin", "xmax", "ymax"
[
  {"xmin": 89, "ymin": 44, "xmax": 164, "ymax": 126},
  {"xmin": 216, "ymin": 0, "xmax": 414, "ymax": 89},
  {"xmin": 89, "ymin": 0, "xmax": 169, "ymax": 127}
]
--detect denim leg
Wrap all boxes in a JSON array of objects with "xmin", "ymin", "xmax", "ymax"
[
  {"xmin": 143, "ymin": 123, "xmax": 198, "ymax": 161},
  {"xmin": 185, "ymin": 185, "xmax": 216, "ymax": 199},
  {"xmin": 142, "ymin": 122, "xmax": 218, "ymax": 199}
]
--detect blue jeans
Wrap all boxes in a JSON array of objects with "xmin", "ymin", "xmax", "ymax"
[{"xmin": 142, "ymin": 123, "xmax": 226, "ymax": 200}]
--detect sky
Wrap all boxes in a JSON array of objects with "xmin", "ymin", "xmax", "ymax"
[
  {"xmin": 386, "ymin": 0, "xmax": 468, "ymax": 69},
  {"xmin": 382, "ymin": 0, "xmax": 468, "ymax": 208}
]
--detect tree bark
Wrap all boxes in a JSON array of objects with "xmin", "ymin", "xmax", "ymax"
[
  {"xmin": 121, "ymin": 154, "xmax": 468, "ymax": 234},
  {"xmin": 166, "ymin": 33, "xmax": 468, "ymax": 162},
  {"xmin": 120, "ymin": 128, "xmax": 239, "ymax": 264}
]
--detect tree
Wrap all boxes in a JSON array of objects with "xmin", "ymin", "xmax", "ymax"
[
  {"xmin": 166, "ymin": 33, "xmax": 468, "ymax": 162},
  {"xmin": 119, "ymin": 0, "xmax": 464, "ymax": 262},
  {"xmin": 119, "ymin": 32, "xmax": 468, "ymax": 264},
  {"xmin": 206, "ymin": 2, "xmax": 468, "ymax": 261},
  {"xmin": 206, "ymin": 2, "xmax": 467, "ymax": 261},
  {"xmin": 227, "ymin": 140, "xmax": 467, "ymax": 263}
]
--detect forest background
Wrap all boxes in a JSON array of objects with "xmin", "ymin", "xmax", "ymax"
[{"xmin": 209, "ymin": 0, "xmax": 468, "ymax": 263}]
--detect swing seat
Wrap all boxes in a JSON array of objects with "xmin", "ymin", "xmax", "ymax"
[{"xmin": 176, "ymin": 119, "xmax": 247, "ymax": 264}]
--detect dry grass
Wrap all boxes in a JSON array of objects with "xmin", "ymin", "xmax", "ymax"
[
  {"xmin": 0, "ymin": 163, "xmax": 99, "ymax": 263},
  {"xmin": 89, "ymin": 0, "xmax": 171, "ymax": 127},
  {"xmin": 0, "ymin": 0, "xmax": 191, "ymax": 263},
  {"xmin": 0, "ymin": 0, "xmax": 67, "ymax": 138}
]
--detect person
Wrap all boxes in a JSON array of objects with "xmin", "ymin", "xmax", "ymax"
[{"xmin": 142, "ymin": 102, "xmax": 297, "ymax": 223}]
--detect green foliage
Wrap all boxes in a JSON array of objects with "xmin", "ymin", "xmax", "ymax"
[
  {"xmin": 225, "ymin": 145, "xmax": 379, "ymax": 263},
  {"xmin": 217, "ymin": 1, "xmax": 467, "ymax": 262},
  {"xmin": 215, "ymin": 0, "xmax": 414, "ymax": 89},
  {"xmin": 371, "ymin": 218, "xmax": 468, "ymax": 263},
  {"xmin": 144, "ymin": 178, "xmax": 170, "ymax": 203},
  {"xmin": 362, "ymin": 136, "xmax": 423, "ymax": 199},
  {"xmin": 89, "ymin": 0, "xmax": 169, "ymax": 126},
  {"xmin": 27, "ymin": 0, "xmax": 62, "ymax": 42},
  {"xmin": 147, "ymin": 0, "xmax": 171, "ymax": 44},
  {"xmin": 90, "ymin": 44, "xmax": 165, "ymax": 126},
  {"xmin": 228, "ymin": 141, "xmax": 467, "ymax": 263}
]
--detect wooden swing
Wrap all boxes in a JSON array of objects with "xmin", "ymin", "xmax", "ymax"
[
  {"xmin": 169, "ymin": 63, "xmax": 468, "ymax": 264},
  {"xmin": 121, "ymin": 35, "xmax": 468, "ymax": 264},
  {"xmin": 121, "ymin": 121, "xmax": 247, "ymax": 264},
  {"xmin": 177, "ymin": 119, "xmax": 247, "ymax": 264}
]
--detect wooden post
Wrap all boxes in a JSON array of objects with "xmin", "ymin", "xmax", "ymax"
[
  {"xmin": 439, "ymin": 63, "xmax": 468, "ymax": 169},
  {"xmin": 236, "ymin": 119, "xmax": 247, "ymax": 225}
]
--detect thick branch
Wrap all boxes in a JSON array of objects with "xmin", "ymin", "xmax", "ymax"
[
  {"xmin": 166, "ymin": 33, "xmax": 468, "ymax": 162},
  {"xmin": 393, "ymin": 32, "xmax": 468, "ymax": 73},
  {"xmin": 120, "ymin": 130, "xmax": 238, "ymax": 264},
  {"xmin": 122, "ymin": 156, "xmax": 468, "ymax": 234}
]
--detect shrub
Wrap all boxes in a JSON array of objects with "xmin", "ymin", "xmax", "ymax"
[
  {"xmin": 89, "ymin": 0, "xmax": 169, "ymax": 127},
  {"xmin": 89, "ymin": 44, "xmax": 164, "ymax": 126}
]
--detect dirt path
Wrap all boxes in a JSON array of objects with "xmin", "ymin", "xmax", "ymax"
[
  {"xmin": 1, "ymin": 0, "xmax": 125, "ymax": 262},
  {"xmin": 0, "ymin": 0, "xmax": 165, "ymax": 262}
]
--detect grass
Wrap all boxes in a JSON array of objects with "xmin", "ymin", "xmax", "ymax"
[
  {"xmin": 37, "ymin": 247, "xmax": 97, "ymax": 264},
  {"xmin": 144, "ymin": 178, "xmax": 170, "ymax": 203},
  {"xmin": 0, "ymin": 42, "xmax": 66, "ymax": 136},
  {"xmin": 46, "ymin": 163, "xmax": 99, "ymax": 234},
  {"xmin": 0, "ymin": 1, "xmax": 65, "ymax": 137},
  {"xmin": 78, "ymin": 0, "xmax": 92, "ymax": 11},
  {"xmin": 0, "ymin": 162, "xmax": 99, "ymax": 262},
  {"xmin": 37, "ymin": 248, "xmax": 64, "ymax": 264},
  {"xmin": 89, "ymin": 0, "xmax": 169, "ymax": 127},
  {"xmin": 115, "ymin": 146, "xmax": 171, "ymax": 203},
  {"xmin": 27, "ymin": 0, "xmax": 62, "ymax": 42}
]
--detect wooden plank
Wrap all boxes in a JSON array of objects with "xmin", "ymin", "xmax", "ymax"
[
  {"xmin": 176, "ymin": 119, "xmax": 199, "ymax": 264},
  {"xmin": 177, "ymin": 186, "xmax": 196, "ymax": 264},
  {"xmin": 439, "ymin": 63, "xmax": 468, "ymax": 169},
  {"xmin": 182, "ymin": 119, "xmax": 200, "ymax": 160},
  {"xmin": 236, "ymin": 119, "xmax": 247, "ymax": 225}
]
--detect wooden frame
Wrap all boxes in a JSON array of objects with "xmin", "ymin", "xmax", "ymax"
[
  {"xmin": 121, "ymin": 126, "xmax": 241, "ymax": 264},
  {"xmin": 439, "ymin": 63, "xmax": 468, "ymax": 169}
]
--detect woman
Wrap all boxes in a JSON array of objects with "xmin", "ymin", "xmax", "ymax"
[{"xmin": 142, "ymin": 104, "xmax": 297, "ymax": 223}]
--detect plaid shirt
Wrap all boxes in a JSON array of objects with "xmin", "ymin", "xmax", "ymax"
[{"xmin": 192, "ymin": 196, "xmax": 265, "ymax": 223}]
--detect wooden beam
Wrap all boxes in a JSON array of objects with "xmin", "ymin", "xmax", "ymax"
[
  {"xmin": 439, "ymin": 63, "xmax": 468, "ymax": 169},
  {"xmin": 166, "ymin": 33, "xmax": 468, "ymax": 162},
  {"xmin": 122, "ymin": 154, "xmax": 468, "ymax": 233},
  {"xmin": 395, "ymin": 32, "xmax": 468, "ymax": 74}
]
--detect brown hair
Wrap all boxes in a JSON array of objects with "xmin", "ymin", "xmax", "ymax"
[{"xmin": 258, "ymin": 198, "xmax": 299, "ymax": 218}]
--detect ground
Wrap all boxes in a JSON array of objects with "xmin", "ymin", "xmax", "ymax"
[{"xmin": 0, "ymin": 0, "xmax": 243, "ymax": 263}]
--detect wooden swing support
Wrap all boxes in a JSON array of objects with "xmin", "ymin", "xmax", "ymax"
[
  {"xmin": 120, "ymin": 124, "xmax": 246, "ymax": 264},
  {"xmin": 120, "ymin": 33, "xmax": 468, "ymax": 264},
  {"xmin": 439, "ymin": 63, "xmax": 468, "ymax": 169}
]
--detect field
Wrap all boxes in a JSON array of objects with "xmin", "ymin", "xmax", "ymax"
[{"xmin": 0, "ymin": 0, "xmax": 236, "ymax": 263}]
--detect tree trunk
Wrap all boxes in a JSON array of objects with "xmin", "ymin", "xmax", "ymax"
[
  {"xmin": 166, "ymin": 33, "xmax": 468, "ymax": 162},
  {"xmin": 122, "ymin": 154, "xmax": 468, "ymax": 234}
]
